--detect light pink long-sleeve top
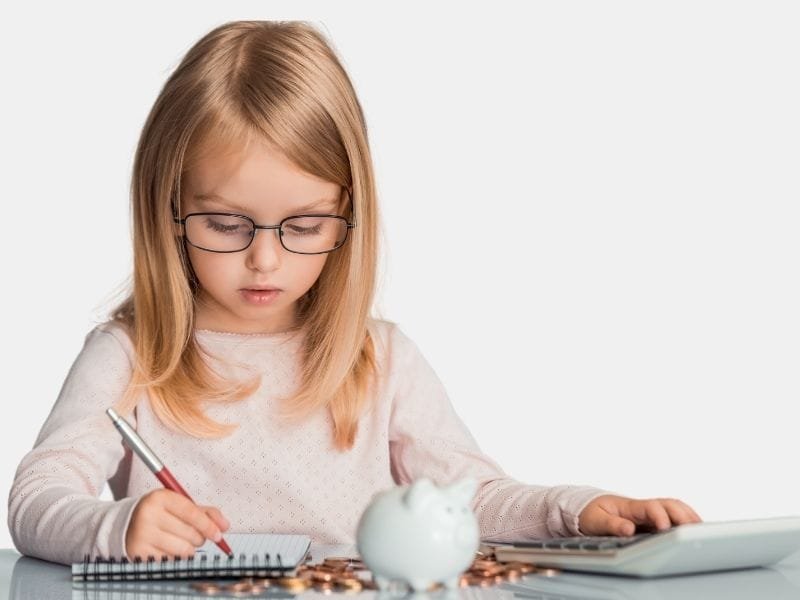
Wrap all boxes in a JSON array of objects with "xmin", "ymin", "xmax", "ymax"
[{"xmin": 8, "ymin": 318, "xmax": 608, "ymax": 565}]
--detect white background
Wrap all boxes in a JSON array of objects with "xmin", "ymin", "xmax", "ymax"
[{"xmin": 1, "ymin": 1, "xmax": 798, "ymax": 551}]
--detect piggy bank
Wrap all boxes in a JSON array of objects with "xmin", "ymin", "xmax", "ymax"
[{"xmin": 355, "ymin": 477, "xmax": 479, "ymax": 592}]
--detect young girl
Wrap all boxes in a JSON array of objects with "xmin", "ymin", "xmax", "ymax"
[{"xmin": 8, "ymin": 20, "xmax": 700, "ymax": 566}]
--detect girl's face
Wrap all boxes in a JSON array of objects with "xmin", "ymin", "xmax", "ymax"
[{"xmin": 180, "ymin": 138, "xmax": 341, "ymax": 334}]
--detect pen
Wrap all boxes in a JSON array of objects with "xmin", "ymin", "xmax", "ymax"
[{"xmin": 106, "ymin": 407, "xmax": 234, "ymax": 557}]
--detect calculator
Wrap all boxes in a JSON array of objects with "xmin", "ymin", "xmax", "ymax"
[{"xmin": 481, "ymin": 516, "xmax": 800, "ymax": 577}]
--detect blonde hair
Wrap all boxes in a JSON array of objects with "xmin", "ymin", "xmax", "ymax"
[{"xmin": 111, "ymin": 20, "xmax": 381, "ymax": 450}]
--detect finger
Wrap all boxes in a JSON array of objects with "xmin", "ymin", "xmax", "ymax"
[
  {"xmin": 129, "ymin": 532, "xmax": 195, "ymax": 561},
  {"xmin": 580, "ymin": 502, "xmax": 637, "ymax": 537},
  {"xmin": 685, "ymin": 503, "xmax": 703, "ymax": 523},
  {"xmin": 201, "ymin": 506, "xmax": 231, "ymax": 532},
  {"xmin": 163, "ymin": 499, "xmax": 223, "ymax": 543},
  {"xmin": 661, "ymin": 499, "xmax": 702, "ymax": 525},
  {"xmin": 623, "ymin": 500, "xmax": 672, "ymax": 531},
  {"xmin": 150, "ymin": 531, "xmax": 198, "ymax": 560},
  {"xmin": 156, "ymin": 511, "xmax": 206, "ymax": 547},
  {"xmin": 602, "ymin": 514, "xmax": 637, "ymax": 537}
]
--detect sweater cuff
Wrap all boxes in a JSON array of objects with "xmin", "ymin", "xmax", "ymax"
[
  {"xmin": 558, "ymin": 486, "xmax": 611, "ymax": 536},
  {"xmin": 102, "ymin": 496, "xmax": 143, "ymax": 560}
]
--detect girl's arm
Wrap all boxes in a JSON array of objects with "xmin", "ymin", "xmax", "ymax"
[
  {"xmin": 386, "ymin": 325, "xmax": 610, "ymax": 541},
  {"xmin": 7, "ymin": 324, "xmax": 141, "ymax": 564}
]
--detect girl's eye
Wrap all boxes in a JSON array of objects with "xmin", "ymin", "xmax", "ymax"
[
  {"xmin": 205, "ymin": 217, "xmax": 248, "ymax": 234},
  {"xmin": 285, "ymin": 224, "xmax": 322, "ymax": 236}
]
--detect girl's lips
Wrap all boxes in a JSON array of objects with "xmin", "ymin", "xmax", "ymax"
[{"xmin": 240, "ymin": 289, "xmax": 281, "ymax": 305}]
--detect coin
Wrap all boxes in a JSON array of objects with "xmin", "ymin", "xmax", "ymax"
[
  {"xmin": 336, "ymin": 577, "xmax": 363, "ymax": 591},
  {"xmin": 277, "ymin": 576, "xmax": 311, "ymax": 591},
  {"xmin": 223, "ymin": 582, "xmax": 253, "ymax": 592},
  {"xmin": 472, "ymin": 559, "xmax": 497, "ymax": 570},
  {"xmin": 309, "ymin": 569, "xmax": 335, "ymax": 582},
  {"xmin": 313, "ymin": 581, "xmax": 335, "ymax": 593},
  {"xmin": 190, "ymin": 581, "xmax": 221, "ymax": 594}
]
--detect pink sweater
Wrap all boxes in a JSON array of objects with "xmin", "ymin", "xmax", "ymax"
[{"xmin": 8, "ymin": 319, "xmax": 608, "ymax": 565}]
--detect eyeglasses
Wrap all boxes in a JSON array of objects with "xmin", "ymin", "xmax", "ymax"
[{"xmin": 173, "ymin": 211, "xmax": 356, "ymax": 254}]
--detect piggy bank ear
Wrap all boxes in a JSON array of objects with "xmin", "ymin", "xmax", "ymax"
[
  {"xmin": 446, "ymin": 477, "xmax": 478, "ymax": 506},
  {"xmin": 402, "ymin": 478, "xmax": 436, "ymax": 513}
]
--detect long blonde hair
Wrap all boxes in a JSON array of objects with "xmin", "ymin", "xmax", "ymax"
[{"xmin": 111, "ymin": 20, "xmax": 381, "ymax": 450}]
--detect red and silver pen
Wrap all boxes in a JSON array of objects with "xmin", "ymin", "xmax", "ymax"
[{"xmin": 106, "ymin": 407, "xmax": 233, "ymax": 557}]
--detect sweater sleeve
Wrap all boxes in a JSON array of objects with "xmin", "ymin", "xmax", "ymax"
[
  {"xmin": 7, "ymin": 324, "xmax": 142, "ymax": 565},
  {"xmin": 386, "ymin": 325, "xmax": 610, "ymax": 540}
]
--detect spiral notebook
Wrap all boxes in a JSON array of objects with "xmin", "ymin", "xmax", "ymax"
[{"xmin": 71, "ymin": 533, "xmax": 311, "ymax": 581}]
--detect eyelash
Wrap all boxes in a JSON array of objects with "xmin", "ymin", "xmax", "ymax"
[
  {"xmin": 208, "ymin": 221, "xmax": 241, "ymax": 233},
  {"xmin": 204, "ymin": 218, "xmax": 324, "ymax": 235},
  {"xmin": 286, "ymin": 224, "xmax": 321, "ymax": 235}
]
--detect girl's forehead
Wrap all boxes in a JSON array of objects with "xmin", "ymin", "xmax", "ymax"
[
  {"xmin": 187, "ymin": 142, "xmax": 334, "ymax": 197},
  {"xmin": 182, "ymin": 152, "xmax": 342, "ymax": 217}
]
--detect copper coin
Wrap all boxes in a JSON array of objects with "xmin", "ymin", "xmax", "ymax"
[
  {"xmin": 277, "ymin": 576, "xmax": 310, "ymax": 590},
  {"xmin": 190, "ymin": 581, "xmax": 221, "ymax": 594},
  {"xmin": 323, "ymin": 557, "xmax": 353, "ymax": 566},
  {"xmin": 460, "ymin": 575, "xmax": 485, "ymax": 587},
  {"xmin": 223, "ymin": 582, "xmax": 253, "ymax": 592},
  {"xmin": 248, "ymin": 585, "xmax": 266, "ymax": 594},
  {"xmin": 313, "ymin": 581, "xmax": 334, "ymax": 589}
]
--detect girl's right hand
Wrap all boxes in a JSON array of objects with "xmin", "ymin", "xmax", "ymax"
[{"xmin": 125, "ymin": 489, "xmax": 230, "ymax": 559}]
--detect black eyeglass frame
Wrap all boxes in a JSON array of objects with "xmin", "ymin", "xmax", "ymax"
[{"xmin": 172, "ymin": 188, "xmax": 356, "ymax": 255}]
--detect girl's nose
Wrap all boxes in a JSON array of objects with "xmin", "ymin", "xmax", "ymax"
[{"xmin": 244, "ymin": 227, "xmax": 283, "ymax": 272}]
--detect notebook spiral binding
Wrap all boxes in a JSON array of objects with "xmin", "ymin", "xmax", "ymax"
[{"xmin": 76, "ymin": 552, "xmax": 286, "ymax": 581}]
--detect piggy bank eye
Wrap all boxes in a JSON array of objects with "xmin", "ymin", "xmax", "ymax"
[
  {"xmin": 445, "ymin": 506, "xmax": 454, "ymax": 514},
  {"xmin": 461, "ymin": 507, "xmax": 468, "ymax": 513}
]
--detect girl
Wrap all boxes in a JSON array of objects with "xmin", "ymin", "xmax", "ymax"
[{"xmin": 8, "ymin": 20, "xmax": 700, "ymax": 566}]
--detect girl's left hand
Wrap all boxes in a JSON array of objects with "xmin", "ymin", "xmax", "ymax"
[{"xmin": 578, "ymin": 494, "xmax": 702, "ymax": 536}]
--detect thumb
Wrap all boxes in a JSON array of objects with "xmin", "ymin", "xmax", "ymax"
[
  {"xmin": 602, "ymin": 515, "xmax": 636, "ymax": 537},
  {"xmin": 582, "ymin": 508, "xmax": 636, "ymax": 536}
]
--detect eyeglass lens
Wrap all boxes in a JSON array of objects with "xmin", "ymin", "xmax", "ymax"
[{"xmin": 184, "ymin": 214, "xmax": 348, "ymax": 253}]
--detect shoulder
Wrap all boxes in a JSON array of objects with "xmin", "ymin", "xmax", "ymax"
[
  {"xmin": 82, "ymin": 319, "xmax": 136, "ymax": 366},
  {"xmin": 366, "ymin": 317, "xmax": 424, "ymax": 372}
]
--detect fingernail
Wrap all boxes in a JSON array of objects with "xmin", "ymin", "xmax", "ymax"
[{"xmin": 213, "ymin": 531, "xmax": 222, "ymax": 542}]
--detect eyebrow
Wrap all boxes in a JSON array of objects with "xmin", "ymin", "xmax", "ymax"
[{"xmin": 193, "ymin": 192, "xmax": 339, "ymax": 214}]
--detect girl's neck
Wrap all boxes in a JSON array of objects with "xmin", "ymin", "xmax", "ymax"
[{"xmin": 192, "ymin": 296, "xmax": 300, "ymax": 335}]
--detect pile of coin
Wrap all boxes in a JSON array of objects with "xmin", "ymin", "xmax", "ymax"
[
  {"xmin": 189, "ymin": 553, "xmax": 559, "ymax": 595},
  {"xmin": 460, "ymin": 557, "xmax": 560, "ymax": 587},
  {"xmin": 190, "ymin": 556, "xmax": 373, "ymax": 596}
]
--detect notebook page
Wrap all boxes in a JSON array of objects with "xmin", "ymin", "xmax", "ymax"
[{"xmin": 196, "ymin": 533, "xmax": 310, "ymax": 565}]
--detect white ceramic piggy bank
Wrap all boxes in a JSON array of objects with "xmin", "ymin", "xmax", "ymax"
[{"xmin": 355, "ymin": 477, "xmax": 479, "ymax": 592}]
